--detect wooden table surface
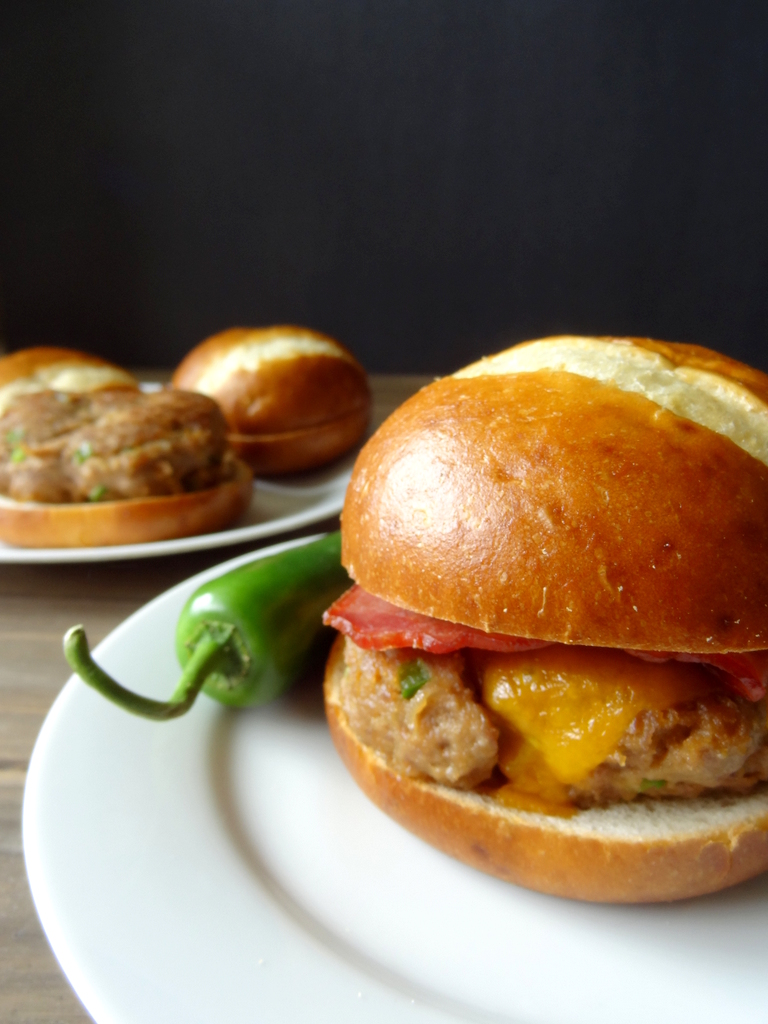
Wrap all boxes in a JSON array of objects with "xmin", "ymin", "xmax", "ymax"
[{"xmin": 0, "ymin": 374, "xmax": 428, "ymax": 1023}]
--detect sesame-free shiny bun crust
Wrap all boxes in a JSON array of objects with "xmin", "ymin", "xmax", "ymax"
[
  {"xmin": 0, "ymin": 347, "xmax": 138, "ymax": 416},
  {"xmin": 341, "ymin": 339, "xmax": 768, "ymax": 652},
  {"xmin": 227, "ymin": 406, "xmax": 371, "ymax": 476},
  {"xmin": 324, "ymin": 637, "xmax": 768, "ymax": 902},
  {"xmin": 0, "ymin": 347, "xmax": 138, "ymax": 391},
  {"xmin": 173, "ymin": 326, "xmax": 370, "ymax": 474}
]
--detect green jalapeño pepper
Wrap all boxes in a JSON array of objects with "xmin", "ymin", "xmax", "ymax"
[{"xmin": 63, "ymin": 532, "xmax": 350, "ymax": 720}]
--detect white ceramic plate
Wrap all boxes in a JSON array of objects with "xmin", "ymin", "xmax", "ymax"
[
  {"xmin": 0, "ymin": 457, "xmax": 351, "ymax": 563},
  {"xmin": 23, "ymin": 537, "xmax": 768, "ymax": 1024}
]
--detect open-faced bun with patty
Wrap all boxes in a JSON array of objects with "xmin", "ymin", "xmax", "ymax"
[
  {"xmin": 172, "ymin": 326, "xmax": 371, "ymax": 474},
  {"xmin": 0, "ymin": 346, "xmax": 139, "ymax": 415},
  {"xmin": 323, "ymin": 335, "xmax": 768, "ymax": 902},
  {"xmin": 0, "ymin": 385, "xmax": 252, "ymax": 548}
]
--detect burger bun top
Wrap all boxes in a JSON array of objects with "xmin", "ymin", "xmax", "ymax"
[
  {"xmin": 341, "ymin": 336, "xmax": 768, "ymax": 653},
  {"xmin": 0, "ymin": 347, "xmax": 138, "ymax": 415}
]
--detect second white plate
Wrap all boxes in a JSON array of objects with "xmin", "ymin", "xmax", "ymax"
[
  {"xmin": 23, "ymin": 537, "xmax": 768, "ymax": 1024},
  {"xmin": 0, "ymin": 456, "xmax": 351, "ymax": 563}
]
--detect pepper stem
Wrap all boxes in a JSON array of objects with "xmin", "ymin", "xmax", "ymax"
[{"xmin": 63, "ymin": 624, "xmax": 233, "ymax": 720}]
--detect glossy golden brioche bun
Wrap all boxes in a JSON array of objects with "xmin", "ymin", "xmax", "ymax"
[
  {"xmin": 228, "ymin": 407, "xmax": 371, "ymax": 476},
  {"xmin": 172, "ymin": 326, "xmax": 371, "ymax": 474},
  {"xmin": 0, "ymin": 347, "xmax": 138, "ymax": 412},
  {"xmin": 324, "ymin": 636, "xmax": 768, "ymax": 902},
  {"xmin": 627, "ymin": 337, "xmax": 768, "ymax": 402},
  {"xmin": 341, "ymin": 337, "xmax": 768, "ymax": 653},
  {"xmin": 0, "ymin": 459, "xmax": 253, "ymax": 548}
]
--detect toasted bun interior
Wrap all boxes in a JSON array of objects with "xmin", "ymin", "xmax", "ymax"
[
  {"xmin": 324, "ymin": 636, "xmax": 768, "ymax": 902},
  {"xmin": 342, "ymin": 338, "xmax": 768, "ymax": 652}
]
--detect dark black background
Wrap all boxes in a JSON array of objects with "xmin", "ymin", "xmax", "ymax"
[{"xmin": 1, "ymin": 2, "xmax": 767, "ymax": 374}]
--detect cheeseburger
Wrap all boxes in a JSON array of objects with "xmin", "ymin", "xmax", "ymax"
[{"xmin": 323, "ymin": 336, "xmax": 768, "ymax": 902}]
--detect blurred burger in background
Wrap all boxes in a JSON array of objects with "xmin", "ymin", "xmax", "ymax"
[
  {"xmin": 173, "ymin": 325, "xmax": 371, "ymax": 475},
  {"xmin": 0, "ymin": 346, "xmax": 252, "ymax": 547}
]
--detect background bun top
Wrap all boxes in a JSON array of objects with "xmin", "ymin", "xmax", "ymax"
[
  {"xmin": 172, "ymin": 325, "xmax": 370, "ymax": 436},
  {"xmin": 0, "ymin": 347, "xmax": 138, "ymax": 415},
  {"xmin": 342, "ymin": 337, "xmax": 768, "ymax": 654}
]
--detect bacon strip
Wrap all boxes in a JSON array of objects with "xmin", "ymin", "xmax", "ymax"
[
  {"xmin": 323, "ymin": 585, "xmax": 550, "ymax": 655},
  {"xmin": 705, "ymin": 653, "xmax": 768, "ymax": 701},
  {"xmin": 627, "ymin": 649, "xmax": 768, "ymax": 702},
  {"xmin": 325, "ymin": 585, "xmax": 768, "ymax": 701}
]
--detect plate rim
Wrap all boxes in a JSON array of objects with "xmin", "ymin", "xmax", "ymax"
[
  {"xmin": 21, "ymin": 535, "xmax": 768, "ymax": 1024},
  {"xmin": 22, "ymin": 533, "xmax": 479, "ymax": 1024},
  {"xmin": 0, "ymin": 475, "xmax": 348, "ymax": 564}
]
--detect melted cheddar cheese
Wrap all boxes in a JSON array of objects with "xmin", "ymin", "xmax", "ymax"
[{"xmin": 479, "ymin": 646, "xmax": 718, "ymax": 809}]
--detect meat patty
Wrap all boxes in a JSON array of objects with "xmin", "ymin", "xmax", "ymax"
[
  {"xmin": 573, "ymin": 692, "xmax": 768, "ymax": 806},
  {"xmin": 338, "ymin": 640, "xmax": 768, "ymax": 805},
  {"xmin": 0, "ymin": 388, "xmax": 238, "ymax": 502},
  {"xmin": 338, "ymin": 637, "xmax": 498, "ymax": 788}
]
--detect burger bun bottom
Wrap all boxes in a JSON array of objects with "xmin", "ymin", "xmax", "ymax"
[
  {"xmin": 324, "ymin": 636, "xmax": 768, "ymax": 902},
  {"xmin": 229, "ymin": 406, "xmax": 370, "ymax": 475},
  {"xmin": 0, "ymin": 460, "xmax": 253, "ymax": 548}
]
